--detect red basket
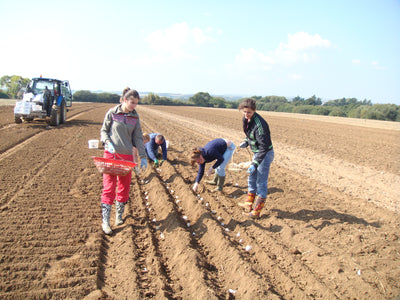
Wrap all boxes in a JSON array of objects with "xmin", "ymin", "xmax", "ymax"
[{"xmin": 92, "ymin": 156, "xmax": 137, "ymax": 176}]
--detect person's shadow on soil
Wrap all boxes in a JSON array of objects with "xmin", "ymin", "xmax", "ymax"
[
  {"xmin": 272, "ymin": 208, "xmax": 380, "ymax": 229},
  {"xmin": 233, "ymin": 218, "xmax": 283, "ymax": 233},
  {"xmin": 169, "ymin": 157, "xmax": 190, "ymax": 167},
  {"xmin": 228, "ymin": 186, "xmax": 284, "ymax": 198}
]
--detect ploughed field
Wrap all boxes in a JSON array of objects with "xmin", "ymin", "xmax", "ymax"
[{"xmin": 0, "ymin": 103, "xmax": 399, "ymax": 299}]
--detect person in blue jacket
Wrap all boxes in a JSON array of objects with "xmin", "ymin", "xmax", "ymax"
[
  {"xmin": 145, "ymin": 133, "xmax": 167, "ymax": 167},
  {"xmin": 190, "ymin": 138, "xmax": 235, "ymax": 193}
]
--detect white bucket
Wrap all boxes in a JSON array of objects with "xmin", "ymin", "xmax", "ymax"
[{"xmin": 88, "ymin": 139, "xmax": 99, "ymax": 149}]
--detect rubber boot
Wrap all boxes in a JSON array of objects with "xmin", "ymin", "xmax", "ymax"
[
  {"xmin": 249, "ymin": 197, "xmax": 266, "ymax": 219},
  {"xmin": 242, "ymin": 192, "xmax": 256, "ymax": 212},
  {"xmin": 115, "ymin": 201, "xmax": 125, "ymax": 226},
  {"xmin": 101, "ymin": 203, "xmax": 112, "ymax": 235},
  {"xmin": 212, "ymin": 175, "xmax": 225, "ymax": 192},
  {"xmin": 205, "ymin": 173, "xmax": 218, "ymax": 185}
]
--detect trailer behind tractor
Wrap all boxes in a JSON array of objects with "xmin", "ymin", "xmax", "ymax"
[{"xmin": 14, "ymin": 77, "xmax": 72, "ymax": 126}]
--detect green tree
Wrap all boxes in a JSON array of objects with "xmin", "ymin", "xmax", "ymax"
[
  {"xmin": 210, "ymin": 96, "xmax": 226, "ymax": 108},
  {"xmin": 311, "ymin": 106, "xmax": 330, "ymax": 115},
  {"xmin": 304, "ymin": 95, "xmax": 322, "ymax": 106},
  {"xmin": 189, "ymin": 92, "xmax": 212, "ymax": 107},
  {"xmin": 0, "ymin": 89, "xmax": 9, "ymax": 98},
  {"xmin": 292, "ymin": 96, "xmax": 305, "ymax": 106},
  {"xmin": 0, "ymin": 75, "xmax": 30, "ymax": 98},
  {"xmin": 97, "ymin": 92, "xmax": 120, "ymax": 103},
  {"xmin": 328, "ymin": 107, "xmax": 347, "ymax": 117},
  {"xmin": 73, "ymin": 90, "xmax": 97, "ymax": 102},
  {"xmin": 142, "ymin": 93, "xmax": 159, "ymax": 105},
  {"xmin": 363, "ymin": 104, "xmax": 399, "ymax": 121}
]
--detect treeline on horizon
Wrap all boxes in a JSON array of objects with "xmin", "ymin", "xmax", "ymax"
[
  {"xmin": 72, "ymin": 90, "xmax": 400, "ymax": 122},
  {"xmin": 1, "ymin": 75, "xmax": 399, "ymax": 122}
]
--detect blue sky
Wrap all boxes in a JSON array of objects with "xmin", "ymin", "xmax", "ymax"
[{"xmin": 1, "ymin": 0, "xmax": 399, "ymax": 104}]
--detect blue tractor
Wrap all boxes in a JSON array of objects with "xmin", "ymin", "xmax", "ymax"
[{"xmin": 14, "ymin": 77, "xmax": 72, "ymax": 126}]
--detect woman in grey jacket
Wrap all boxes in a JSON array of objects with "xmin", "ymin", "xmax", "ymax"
[{"xmin": 99, "ymin": 87, "xmax": 147, "ymax": 235}]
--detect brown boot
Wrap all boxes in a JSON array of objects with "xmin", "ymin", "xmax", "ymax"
[
  {"xmin": 249, "ymin": 197, "xmax": 265, "ymax": 218},
  {"xmin": 239, "ymin": 192, "xmax": 256, "ymax": 212}
]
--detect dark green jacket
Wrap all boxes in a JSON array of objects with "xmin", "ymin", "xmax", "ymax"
[{"xmin": 242, "ymin": 112, "xmax": 273, "ymax": 168}]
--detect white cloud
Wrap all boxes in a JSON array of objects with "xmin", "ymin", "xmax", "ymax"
[
  {"xmin": 146, "ymin": 22, "xmax": 215, "ymax": 59},
  {"xmin": 371, "ymin": 61, "xmax": 385, "ymax": 70},
  {"xmin": 234, "ymin": 32, "xmax": 333, "ymax": 68},
  {"xmin": 352, "ymin": 59, "xmax": 361, "ymax": 64},
  {"xmin": 290, "ymin": 73, "xmax": 303, "ymax": 80},
  {"xmin": 279, "ymin": 32, "xmax": 332, "ymax": 51},
  {"xmin": 235, "ymin": 48, "xmax": 275, "ymax": 64}
]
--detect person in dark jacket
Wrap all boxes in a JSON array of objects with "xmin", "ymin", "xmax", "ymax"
[
  {"xmin": 43, "ymin": 86, "xmax": 52, "ymax": 116},
  {"xmin": 145, "ymin": 133, "xmax": 167, "ymax": 167},
  {"xmin": 190, "ymin": 138, "xmax": 235, "ymax": 193},
  {"xmin": 238, "ymin": 98, "xmax": 274, "ymax": 218}
]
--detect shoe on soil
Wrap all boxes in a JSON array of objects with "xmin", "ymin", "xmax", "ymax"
[
  {"xmin": 249, "ymin": 196, "xmax": 265, "ymax": 219},
  {"xmin": 115, "ymin": 216, "xmax": 124, "ymax": 226},
  {"xmin": 238, "ymin": 192, "xmax": 256, "ymax": 212},
  {"xmin": 205, "ymin": 173, "xmax": 218, "ymax": 185},
  {"xmin": 115, "ymin": 201, "xmax": 125, "ymax": 226},
  {"xmin": 101, "ymin": 203, "xmax": 113, "ymax": 234},
  {"xmin": 102, "ymin": 222, "xmax": 113, "ymax": 235},
  {"xmin": 211, "ymin": 175, "xmax": 225, "ymax": 192}
]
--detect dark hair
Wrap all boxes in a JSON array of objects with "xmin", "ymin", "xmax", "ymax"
[
  {"xmin": 238, "ymin": 98, "xmax": 256, "ymax": 111},
  {"xmin": 120, "ymin": 87, "xmax": 140, "ymax": 103}
]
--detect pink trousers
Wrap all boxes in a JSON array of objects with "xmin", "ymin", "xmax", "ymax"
[{"xmin": 101, "ymin": 151, "xmax": 134, "ymax": 205}]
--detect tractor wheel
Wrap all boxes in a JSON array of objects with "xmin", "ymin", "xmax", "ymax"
[
  {"xmin": 60, "ymin": 101, "xmax": 66, "ymax": 124},
  {"xmin": 15, "ymin": 116, "xmax": 22, "ymax": 124},
  {"xmin": 50, "ymin": 107, "xmax": 60, "ymax": 126}
]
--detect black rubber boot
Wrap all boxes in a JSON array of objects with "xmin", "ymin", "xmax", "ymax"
[
  {"xmin": 205, "ymin": 173, "xmax": 218, "ymax": 185},
  {"xmin": 212, "ymin": 175, "xmax": 225, "ymax": 192}
]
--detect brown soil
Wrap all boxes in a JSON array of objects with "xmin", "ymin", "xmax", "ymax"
[{"xmin": 0, "ymin": 103, "xmax": 399, "ymax": 299}]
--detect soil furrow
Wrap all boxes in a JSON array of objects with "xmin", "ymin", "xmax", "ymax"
[
  {"xmin": 137, "ymin": 105, "xmax": 399, "ymax": 299},
  {"xmin": 140, "ymin": 169, "xmax": 223, "ymax": 299},
  {"xmin": 152, "ymin": 160, "xmax": 292, "ymax": 298},
  {"xmin": 0, "ymin": 103, "xmax": 398, "ymax": 299}
]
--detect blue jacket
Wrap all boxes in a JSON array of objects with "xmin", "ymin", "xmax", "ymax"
[
  {"xmin": 145, "ymin": 133, "xmax": 167, "ymax": 161},
  {"xmin": 196, "ymin": 138, "xmax": 227, "ymax": 183}
]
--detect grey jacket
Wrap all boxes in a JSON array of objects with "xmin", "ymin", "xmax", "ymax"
[{"xmin": 100, "ymin": 104, "xmax": 146, "ymax": 158}]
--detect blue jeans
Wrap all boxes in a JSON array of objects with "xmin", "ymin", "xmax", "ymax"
[
  {"xmin": 248, "ymin": 149, "xmax": 274, "ymax": 199},
  {"xmin": 216, "ymin": 142, "xmax": 236, "ymax": 177}
]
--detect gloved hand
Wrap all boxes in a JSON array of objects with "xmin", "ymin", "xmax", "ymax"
[
  {"xmin": 206, "ymin": 167, "xmax": 214, "ymax": 177},
  {"xmin": 247, "ymin": 165, "xmax": 256, "ymax": 174},
  {"xmin": 240, "ymin": 140, "xmax": 248, "ymax": 148},
  {"xmin": 140, "ymin": 158, "xmax": 148, "ymax": 170},
  {"xmin": 192, "ymin": 182, "xmax": 199, "ymax": 192},
  {"xmin": 106, "ymin": 142, "xmax": 115, "ymax": 154},
  {"xmin": 154, "ymin": 159, "xmax": 159, "ymax": 168}
]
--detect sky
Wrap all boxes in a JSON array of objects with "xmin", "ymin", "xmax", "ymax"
[{"xmin": 1, "ymin": 0, "xmax": 399, "ymax": 104}]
